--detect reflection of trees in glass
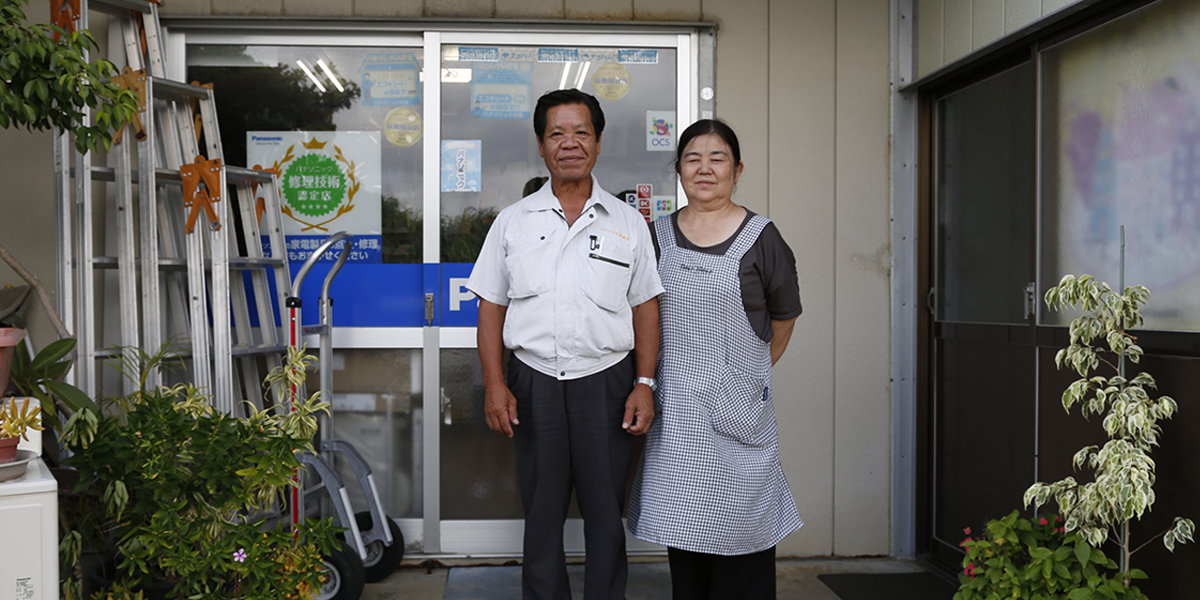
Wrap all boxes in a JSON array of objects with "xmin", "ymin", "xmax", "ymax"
[
  {"xmin": 380, "ymin": 198, "xmax": 497, "ymax": 264},
  {"xmin": 442, "ymin": 207, "xmax": 498, "ymax": 264},
  {"xmin": 191, "ymin": 57, "xmax": 360, "ymax": 167},
  {"xmin": 382, "ymin": 196, "xmax": 421, "ymax": 264}
]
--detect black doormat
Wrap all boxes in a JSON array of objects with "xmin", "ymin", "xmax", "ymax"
[{"xmin": 817, "ymin": 572, "xmax": 958, "ymax": 600}]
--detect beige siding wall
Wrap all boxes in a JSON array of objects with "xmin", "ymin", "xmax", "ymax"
[
  {"xmin": 916, "ymin": 0, "xmax": 1085, "ymax": 78},
  {"xmin": 0, "ymin": 0, "xmax": 894, "ymax": 557}
]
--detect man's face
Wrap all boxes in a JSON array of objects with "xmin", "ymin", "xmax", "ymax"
[{"xmin": 537, "ymin": 103, "xmax": 601, "ymax": 186}]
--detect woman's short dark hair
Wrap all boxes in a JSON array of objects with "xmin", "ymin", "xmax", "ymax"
[
  {"xmin": 533, "ymin": 89, "xmax": 606, "ymax": 141},
  {"xmin": 675, "ymin": 119, "xmax": 742, "ymax": 174}
]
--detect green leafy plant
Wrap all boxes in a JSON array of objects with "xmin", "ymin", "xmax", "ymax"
[
  {"xmin": 10, "ymin": 337, "xmax": 96, "ymax": 429},
  {"xmin": 58, "ymin": 344, "xmax": 339, "ymax": 600},
  {"xmin": 0, "ymin": 0, "xmax": 138, "ymax": 153},
  {"xmin": 1025, "ymin": 275, "xmax": 1195, "ymax": 588},
  {"xmin": 955, "ymin": 510, "xmax": 1147, "ymax": 600}
]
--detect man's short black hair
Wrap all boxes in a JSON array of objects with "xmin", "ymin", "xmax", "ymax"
[{"xmin": 533, "ymin": 89, "xmax": 605, "ymax": 141}]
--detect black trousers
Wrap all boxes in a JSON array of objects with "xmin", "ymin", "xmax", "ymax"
[
  {"xmin": 667, "ymin": 546, "xmax": 777, "ymax": 600},
  {"xmin": 509, "ymin": 353, "xmax": 636, "ymax": 600}
]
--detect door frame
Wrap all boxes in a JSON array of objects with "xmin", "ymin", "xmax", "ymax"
[{"xmin": 166, "ymin": 20, "xmax": 709, "ymax": 555}]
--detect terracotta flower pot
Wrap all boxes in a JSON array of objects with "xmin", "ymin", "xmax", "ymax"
[
  {"xmin": 0, "ymin": 435, "xmax": 18, "ymax": 464},
  {"xmin": 0, "ymin": 328, "xmax": 26, "ymax": 397}
]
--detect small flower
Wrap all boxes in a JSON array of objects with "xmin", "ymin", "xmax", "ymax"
[
  {"xmin": 963, "ymin": 527, "xmax": 971, "ymax": 535},
  {"xmin": 1039, "ymin": 517, "xmax": 1048, "ymax": 525},
  {"xmin": 233, "ymin": 548, "xmax": 248, "ymax": 563}
]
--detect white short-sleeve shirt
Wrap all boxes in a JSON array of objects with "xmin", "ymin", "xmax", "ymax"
[{"xmin": 467, "ymin": 176, "xmax": 664, "ymax": 380}]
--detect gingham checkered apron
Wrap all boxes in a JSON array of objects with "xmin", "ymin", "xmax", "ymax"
[{"xmin": 627, "ymin": 215, "xmax": 803, "ymax": 555}]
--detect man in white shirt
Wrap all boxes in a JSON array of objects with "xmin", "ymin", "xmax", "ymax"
[{"xmin": 467, "ymin": 89, "xmax": 663, "ymax": 600}]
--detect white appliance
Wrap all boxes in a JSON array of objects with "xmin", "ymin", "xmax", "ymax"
[{"xmin": 0, "ymin": 456, "xmax": 58, "ymax": 600}]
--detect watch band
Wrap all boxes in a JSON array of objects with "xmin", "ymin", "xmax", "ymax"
[{"xmin": 635, "ymin": 376, "xmax": 657, "ymax": 392}]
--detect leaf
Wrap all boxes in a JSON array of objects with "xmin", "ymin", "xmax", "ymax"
[
  {"xmin": 29, "ymin": 337, "xmax": 76, "ymax": 370},
  {"xmin": 1067, "ymin": 587, "xmax": 1092, "ymax": 599},
  {"xmin": 1074, "ymin": 540, "xmax": 1091, "ymax": 566},
  {"xmin": 45, "ymin": 380, "xmax": 99, "ymax": 413}
]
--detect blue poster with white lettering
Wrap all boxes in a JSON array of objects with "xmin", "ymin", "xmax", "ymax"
[
  {"xmin": 470, "ymin": 65, "xmax": 533, "ymax": 119},
  {"xmin": 441, "ymin": 140, "xmax": 482, "ymax": 193}
]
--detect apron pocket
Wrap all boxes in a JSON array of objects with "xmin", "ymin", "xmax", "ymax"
[{"xmin": 700, "ymin": 367, "xmax": 770, "ymax": 446}]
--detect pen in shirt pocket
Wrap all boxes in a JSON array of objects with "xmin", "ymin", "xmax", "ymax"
[{"xmin": 588, "ymin": 235, "xmax": 630, "ymax": 267}]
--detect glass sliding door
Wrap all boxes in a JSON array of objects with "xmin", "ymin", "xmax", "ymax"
[
  {"xmin": 180, "ymin": 25, "xmax": 696, "ymax": 555},
  {"xmin": 186, "ymin": 35, "xmax": 431, "ymax": 549},
  {"xmin": 929, "ymin": 61, "xmax": 1037, "ymax": 568},
  {"xmin": 430, "ymin": 32, "xmax": 688, "ymax": 554}
]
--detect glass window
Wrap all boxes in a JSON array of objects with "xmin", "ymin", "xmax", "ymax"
[
  {"xmin": 935, "ymin": 63, "xmax": 1035, "ymax": 324},
  {"xmin": 437, "ymin": 44, "xmax": 679, "ymax": 267},
  {"xmin": 306, "ymin": 349, "xmax": 423, "ymax": 519},
  {"xmin": 1041, "ymin": 0, "xmax": 1200, "ymax": 331},
  {"xmin": 189, "ymin": 44, "xmax": 425, "ymax": 265}
]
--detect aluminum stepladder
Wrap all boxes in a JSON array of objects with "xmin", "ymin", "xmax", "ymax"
[
  {"xmin": 288, "ymin": 232, "xmax": 404, "ymax": 591},
  {"xmin": 55, "ymin": 0, "xmax": 292, "ymax": 416}
]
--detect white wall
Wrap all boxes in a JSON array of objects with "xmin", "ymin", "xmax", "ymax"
[
  {"xmin": 0, "ymin": 0, "xmax": 895, "ymax": 557},
  {"xmin": 917, "ymin": 0, "xmax": 1086, "ymax": 78}
]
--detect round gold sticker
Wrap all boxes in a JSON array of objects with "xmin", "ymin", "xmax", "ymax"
[
  {"xmin": 591, "ymin": 63, "xmax": 631, "ymax": 101},
  {"xmin": 384, "ymin": 107, "xmax": 423, "ymax": 147}
]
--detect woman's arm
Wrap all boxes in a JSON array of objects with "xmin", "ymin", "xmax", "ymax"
[{"xmin": 770, "ymin": 317, "xmax": 798, "ymax": 365}]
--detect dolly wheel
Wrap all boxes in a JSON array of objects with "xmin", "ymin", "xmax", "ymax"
[
  {"xmin": 355, "ymin": 511, "xmax": 406, "ymax": 582},
  {"xmin": 315, "ymin": 546, "xmax": 365, "ymax": 600}
]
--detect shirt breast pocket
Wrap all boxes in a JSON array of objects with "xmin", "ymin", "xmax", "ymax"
[
  {"xmin": 583, "ymin": 238, "xmax": 635, "ymax": 312},
  {"xmin": 505, "ymin": 230, "xmax": 555, "ymax": 299}
]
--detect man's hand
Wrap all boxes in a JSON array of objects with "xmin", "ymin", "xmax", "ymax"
[
  {"xmin": 484, "ymin": 382, "xmax": 520, "ymax": 437},
  {"xmin": 622, "ymin": 383, "xmax": 654, "ymax": 435},
  {"xmin": 478, "ymin": 298, "xmax": 517, "ymax": 437}
]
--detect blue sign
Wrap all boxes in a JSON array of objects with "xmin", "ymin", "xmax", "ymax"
[
  {"xmin": 459, "ymin": 47, "xmax": 499, "ymax": 62},
  {"xmin": 538, "ymin": 48, "xmax": 579, "ymax": 63},
  {"xmin": 250, "ymin": 262, "xmax": 481, "ymax": 328},
  {"xmin": 264, "ymin": 234, "xmax": 383, "ymax": 265},
  {"xmin": 441, "ymin": 263, "xmax": 479, "ymax": 326},
  {"xmin": 618, "ymin": 49, "xmax": 659, "ymax": 64}
]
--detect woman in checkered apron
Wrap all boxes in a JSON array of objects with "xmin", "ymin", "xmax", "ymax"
[{"xmin": 627, "ymin": 120, "xmax": 803, "ymax": 599}]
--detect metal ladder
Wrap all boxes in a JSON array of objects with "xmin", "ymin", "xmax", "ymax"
[{"xmin": 55, "ymin": 0, "xmax": 291, "ymax": 415}]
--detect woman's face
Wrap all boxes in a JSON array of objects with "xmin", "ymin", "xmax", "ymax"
[{"xmin": 678, "ymin": 133, "xmax": 744, "ymax": 205}]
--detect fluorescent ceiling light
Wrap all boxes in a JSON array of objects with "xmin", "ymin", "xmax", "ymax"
[
  {"xmin": 316, "ymin": 59, "xmax": 344, "ymax": 92},
  {"xmin": 558, "ymin": 63, "xmax": 571, "ymax": 90},
  {"xmin": 574, "ymin": 61, "xmax": 591, "ymax": 90},
  {"xmin": 296, "ymin": 60, "xmax": 326, "ymax": 92},
  {"xmin": 441, "ymin": 68, "xmax": 472, "ymax": 83}
]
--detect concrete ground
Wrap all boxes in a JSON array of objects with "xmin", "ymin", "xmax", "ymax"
[{"xmin": 361, "ymin": 556, "xmax": 944, "ymax": 600}]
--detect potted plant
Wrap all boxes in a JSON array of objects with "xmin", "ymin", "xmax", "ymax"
[
  {"xmin": 58, "ymin": 344, "xmax": 342, "ymax": 600},
  {"xmin": 1025, "ymin": 275, "xmax": 1195, "ymax": 590},
  {"xmin": 0, "ymin": 326, "xmax": 24, "ymax": 396},
  {"xmin": 0, "ymin": 396, "xmax": 42, "ymax": 462}
]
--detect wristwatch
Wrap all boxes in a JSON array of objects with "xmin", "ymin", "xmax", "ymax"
[{"xmin": 635, "ymin": 377, "xmax": 657, "ymax": 392}]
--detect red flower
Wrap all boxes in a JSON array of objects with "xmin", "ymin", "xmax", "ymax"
[
  {"xmin": 959, "ymin": 537, "xmax": 973, "ymax": 547},
  {"xmin": 963, "ymin": 527, "xmax": 971, "ymax": 535},
  {"xmin": 1039, "ymin": 518, "xmax": 1048, "ymax": 525}
]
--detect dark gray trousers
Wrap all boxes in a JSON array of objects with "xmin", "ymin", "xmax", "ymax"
[{"xmin": 508, "ymin": 353, "xmax": 635, "ymax": 600}]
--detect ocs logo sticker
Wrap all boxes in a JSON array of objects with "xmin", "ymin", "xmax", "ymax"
[{"xmin": 646, "ymin": 111, "xmax": 675, "ymax": 152}]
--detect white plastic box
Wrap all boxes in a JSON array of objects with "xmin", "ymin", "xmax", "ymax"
[{"xmin": 0, "ymin": 456, "xmax": 58, "ymax": 600}]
